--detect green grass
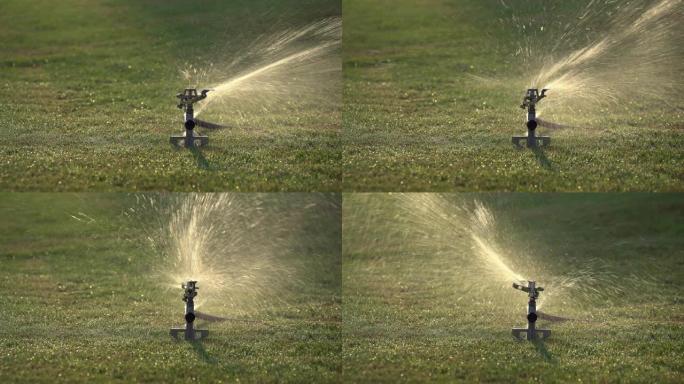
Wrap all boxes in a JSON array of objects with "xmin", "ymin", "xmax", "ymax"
[
  {"xmin": 0, "ymin": 193, "xmax": 341, "ymax": 383},
  {"xmin": 342, "ymin": 0, "xmax": 684, "ymax": 191},
  {"xmin": 342, "ymin": 193, "xmax": 684, "ymax": 383},
  {"xmin": 0, "ymin": 0, "xmax": 341, "ymax": 191}
]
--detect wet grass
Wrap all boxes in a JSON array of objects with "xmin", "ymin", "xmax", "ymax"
[
  {"xmin": 0, "ymin": 194, "xmax": 342, "ymax": 383},
  {"xmin": 342, "ymin": 193, "xmax": 684, "ymax": 382},
  {"xmin": 342, "ymin": 0, "xmax": 684, "ymax": 191},
  {"xmin": 0, "ymin": 0, "xmax": 341, "ymax": 191}
]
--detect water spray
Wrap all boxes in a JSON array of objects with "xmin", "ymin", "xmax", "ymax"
[
  {"xmin": 511, "ymin": 280, "xmax": 551, "ymax": 340},
  {"xmin": 170, "ymin": 280, "xmax": 209, "ymax": 341},
  {"xmin": 170, "ymin": 89, "xmax": 226, "ymax": 147},
  {"xmin": 512, "ymin": 89, "xmax": 551, "ymax": 147}
]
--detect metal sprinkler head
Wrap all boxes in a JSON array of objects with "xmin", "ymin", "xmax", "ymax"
[
  {"xmin": 170, "ymin": 280, "xmax": 209, "ymax": 341},
  {"xmin": 511, "ymin": 280, "xmax": 551, "ymax": 340},
  {"xmin": 170, "ymin": 88, "xmax": 210, "ymax": 148},
  {"xmin": 512, "ymin": 88, "xmax": 551, "ymax": 147}
]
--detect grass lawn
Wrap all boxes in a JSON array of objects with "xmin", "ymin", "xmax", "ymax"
[
  {"xmin": 0, "ymin": 193, "xmax": 341, "ymax": 383},
  {"xmin": 0, "ymin": 0, "xmax": 341, "ymax": 191},
  {"xmin": 342, "ymin": 0, "xmax": 684, "ymax": 191},
  {"xmin": 342, "ymin": 193, "xmax": 684, "ymax": 382}
]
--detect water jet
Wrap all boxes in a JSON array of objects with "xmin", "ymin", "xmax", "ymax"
[
  {"xmin": 512, "ymin": 89, "xmax": 550, "ymax": 147},
  {"xmin": 170, "ymin": 280, "xmax": 209, "ymax": 340}
]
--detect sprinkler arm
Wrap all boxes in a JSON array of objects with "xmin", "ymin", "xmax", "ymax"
[
  {"xmin": 176, "ymin": 89, "xmax": 210, "ymax": 109},
  {"xmin": 538, "ymin": 88, "xmax": 548, "ymax": 101},
  {"xmin": 512, "ymin": 281, "xmax": 529, "ymax": 292},
  {"xmin": 512, "ymin": 281, "xmax": 543, "ymax": 297},
  {"xmin": 520, "ymin": 88, "xmax": 549, "ymax": 109},
  {"xmin": 175, "ymin": 89, "xmax": 210, "ymax": 99},
  {"xmin": 182, "ymin": 281, "xmax": 198, "ymax": 302}
]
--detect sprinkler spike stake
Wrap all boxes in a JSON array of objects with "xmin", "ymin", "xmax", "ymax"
[
  {"xmin": 511, "ymin": 280, "xmax": 551, "ymax": 340},
  {"xmin": 512, "ymin": 88, "xmax": 551, "ymax": 147},
  {"xmin": 170, "ymin": 89, "xmax": 210, "ymax": 148},
  {"xmin": 170, "ymin": 280, "xmax": 209, "ymax": 341}
]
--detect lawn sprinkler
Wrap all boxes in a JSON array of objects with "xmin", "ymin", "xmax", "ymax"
[
  {"xmin": 511, "ymin": 280, "xmax": 551, "ymax": 340},
  {"xmin": 170, "ymin": 280, "xmax": 209, "ymax": 341},
  {"xmin": 170, "ymin": 88, "xmax": 225, "ymax": 147},
  {"xmin": 512, "ymin": 88, "xmax": 550, "ymax": 147}
]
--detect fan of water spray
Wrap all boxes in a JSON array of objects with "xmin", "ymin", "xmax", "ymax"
[
  {"xmin": 469, "ymin": 201, "xmax": 525, "ymax": 283},
  {"xmin": 462, "ymin": 196, "xmax": 663, "ymax": 311},
  {"xmin": 520, "ymin": 0, "xmax": 683, "ymax": 126},
  {"xmin": 180, "ymin": 17, "xmax": 341, "ymax": 130},
  {"xmin": 471, "ymin": 0, "xmax": 683, "ymax": 130},
  {"xmin": 466, "ymin": 198, "xmax": 627, "ymax": 311},
  {"xmin": 130, "ymin": 193, "xmax": 330, "ymax": 318},
  {"xmin": 345, "ymin": 194, "xmax": 663, "ymax": 315}
]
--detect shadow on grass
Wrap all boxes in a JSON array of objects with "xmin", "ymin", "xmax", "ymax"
[
  {"xmin": 531, "ymin": 147, "xmax": 553, "ymax": 170},
  {"xmin": 532, "ymin": 340, "xmax": 555, "ymax": 363},
  {"xmin": 189, "ymin": 147, "xmax": 211, "ymax": 170},
  {"xmin": 190, "ymin": 340, "xmax": 218, "ymax": 365}
]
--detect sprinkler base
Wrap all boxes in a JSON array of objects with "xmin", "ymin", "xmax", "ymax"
[
  {"xmin": 170, "ymin": 327, "xmax": 209, "ymax": 341},
  {"xmin": 512, "ymin": 136, "xmax": 550, "ymax": 147},
  {"xmin": 170, "ymin": 135, "xmax": 209, "ymax": 148},
  {"xmin": 512, "ymin": 327, "xmax": 551, "ymax": 341},
  {"xmin": 511, "ymin": 281, "xmax": 550, "ymax": 340}
]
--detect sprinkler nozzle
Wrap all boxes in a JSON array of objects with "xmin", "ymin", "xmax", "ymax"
[
  {"xmin": 520, "ymin": 88, "xmax": 548, "ymax": 110},
  {"xmin": 176, "ymin": 88, "xmax": 210, "ymax": 110},
  {"xmin": 182, "ymin": 280, "xmax": 198, "ymax": 302},
  {"xmin": 512, "ymin": 280, "xmax": 544, "ymax": 297}
]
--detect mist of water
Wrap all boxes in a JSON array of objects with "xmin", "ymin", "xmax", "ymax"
[
  {"xmin": 528, "ymin": 0, "xmax": 683, "ymax": 121},
  {"xmin": 180, "ymin": 17, "xmax": 341, "ymax": 131},
  {"xmin": 344, "ymin": 194, "xmax": 661, "ymax": 314},
  {"xmin": 128, "ymin": 193, "xmax": 337, "ymax": 317},
  {"xmin": 474, "ymin": 0, "xmax": 683, "ymax": 128}
]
